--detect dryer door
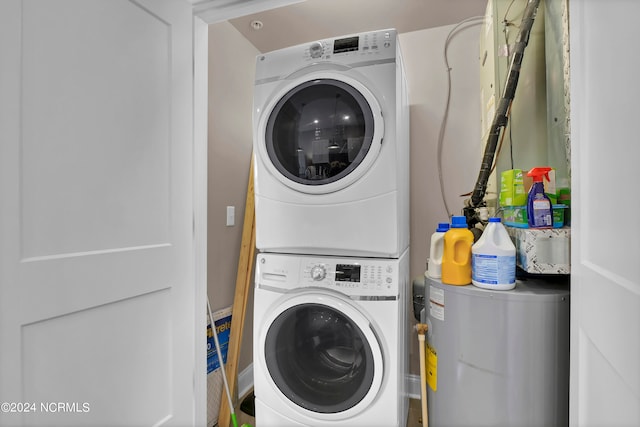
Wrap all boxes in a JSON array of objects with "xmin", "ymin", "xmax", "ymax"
[
  {"xmin": 258, "ymin": 72, "xmax": 384, "ymax": 194},
  {"xmin": 259, "ymin": 292, "xmax": 384, "ymax": 420}
]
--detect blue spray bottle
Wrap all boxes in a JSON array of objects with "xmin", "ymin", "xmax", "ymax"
[{"xmin": 526, "ymin": 167, "xmax": 553, "ymax": 228}]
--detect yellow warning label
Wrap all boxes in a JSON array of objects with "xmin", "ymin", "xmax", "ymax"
[{"xmin": 427, "ymin": 344, "xmax": 437, "ymax": 391}]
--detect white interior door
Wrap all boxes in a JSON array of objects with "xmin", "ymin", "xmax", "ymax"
[
  {"xmin": 0, "ymin": 1, "xmax": 201, "ymax": 426},
  {"xmin": 570, "ymin": 1, "xmax": 640, "ymax": 426}
]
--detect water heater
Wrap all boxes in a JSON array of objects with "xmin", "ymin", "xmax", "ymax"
[{"xmin": 424, "ymin": 276, "xmax": 569, "ymax": 426}]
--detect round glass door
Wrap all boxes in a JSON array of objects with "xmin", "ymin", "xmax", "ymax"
[
  {"xmin": 264, "ymin": 302, "xmax": 377, "ymax": 414},
  {"xmin": 265, "ymin": 78, "xmax": 376, "ymax": 187}
]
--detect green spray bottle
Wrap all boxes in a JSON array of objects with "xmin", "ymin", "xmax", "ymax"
[{"xmin": 526, "ymin": 167, "xmax": 553, "ymax": 228}]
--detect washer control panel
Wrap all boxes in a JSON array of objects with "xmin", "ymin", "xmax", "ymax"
[
  {"xmin": 303, "ymin": 262, "xmax": 393, "ymax": 289},
  {"xmin": 256, "ymin": 253, "xmax": 402, "ymax": 297}
]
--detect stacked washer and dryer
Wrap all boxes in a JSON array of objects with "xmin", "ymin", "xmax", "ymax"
[{"xmin": 251, "ymin": 29, "xmax": 411, "ymax": 426}]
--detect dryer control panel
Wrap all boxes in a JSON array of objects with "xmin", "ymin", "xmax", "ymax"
[
  {"xmin": 254, "ymin": 29, "xmax": 398, "ymax": 83},
  {"xmin": 301, "ymin": 29, "xmax": 396, "ymax": 62},
  {"xmin": 256, "ymin": 252, "xmax": 407, "ymax": 299}
]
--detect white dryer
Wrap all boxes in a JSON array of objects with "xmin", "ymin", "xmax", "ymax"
[
  {"xmin": 253, "ymin": 251, "xmax": 410, "ymax": 426},
  {"xmin": 253, "ymin": 29, "xmax": 409, "ymax": 258}
]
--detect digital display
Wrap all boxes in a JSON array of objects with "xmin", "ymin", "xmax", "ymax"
[
  {"xmin": 333, "ymin": 36, "xmax": 359, "ymax": 54},
  {"xmin": 335, "ymin": 264, "xmax": 361, "ymax": 282}
]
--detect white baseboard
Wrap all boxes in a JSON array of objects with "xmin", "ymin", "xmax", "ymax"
[
  {"xmin": 238, "ymin": 363, "xmax": 254, "ymax": 399},
  {"xmin": 407, "ymin": 374, "xmax": 421, "ymax": 399},
  {"xmin": 237, "ymin": 363, "xmax": 421, "ymax": 401}
]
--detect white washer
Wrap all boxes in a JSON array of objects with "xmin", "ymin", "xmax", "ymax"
[
  {"xmin": 253, "ymin": 251, "xmax": 410, "ymax": 426},
  {"xmin": 253, "ymin": 29, "xmax": 409, "ymax": 258}
]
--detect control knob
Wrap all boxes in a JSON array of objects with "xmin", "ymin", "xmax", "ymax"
[
  {"xmin": 310, "ymin": 265, "xmax": 327, "ymax": 281},
  {"xmin": 309, "ymin": 42, "xmax": 323, "ymax": 59}
]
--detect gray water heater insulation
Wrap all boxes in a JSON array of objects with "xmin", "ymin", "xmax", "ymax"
[{"xmin": 425, "ymin": 276, "xmax": 569, "ymax": 426}]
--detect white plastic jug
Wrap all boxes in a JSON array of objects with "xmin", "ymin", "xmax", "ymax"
[
  {"xmin": 427, "ymin": 222, "xmax": 449, "ymax": 279},
  {"xmin": 471, "ymin": 217, "xmax": 516, "ymax": 290}
]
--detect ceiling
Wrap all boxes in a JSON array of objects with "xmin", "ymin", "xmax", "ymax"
[{"xmin": 226, "ymin": 0, "xmax": 488, "ymax": 53}]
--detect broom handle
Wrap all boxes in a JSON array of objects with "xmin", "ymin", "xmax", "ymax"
[{"xmin": 207, "ymin": 298, "xmax": 238, "ymax": 427}]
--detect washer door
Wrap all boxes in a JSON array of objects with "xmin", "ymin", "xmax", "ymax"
[
  {"xmin": 259, "ymin": 292, "xmax": 384, "ymax": 420},
  {"xmin": 257, "ymin": 72, "xmax": 384, "ymax": 194}
]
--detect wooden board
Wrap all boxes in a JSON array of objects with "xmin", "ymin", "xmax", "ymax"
[{"xmin": 218, "ymin": 155, "xmax": 256, "ymax": 427}]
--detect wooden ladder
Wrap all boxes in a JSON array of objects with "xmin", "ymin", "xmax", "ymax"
[{"xmin": 218, "ymin": 155, "xmax": 256, "ymax": 427}]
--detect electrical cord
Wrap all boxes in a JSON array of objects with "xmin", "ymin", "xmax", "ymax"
[{"xmin": 436, "ymin": 15, "xmax": 485, "ymax": 218}]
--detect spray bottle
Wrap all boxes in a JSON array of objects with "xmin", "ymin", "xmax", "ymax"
[{"xmin": 526, "ymin": 167, "xmax": 553, "ymax": 228}]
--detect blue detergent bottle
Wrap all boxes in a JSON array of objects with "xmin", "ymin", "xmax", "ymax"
[{"xmin": 526, "ymin": 167, "xmax": 553, "ymax": 228}]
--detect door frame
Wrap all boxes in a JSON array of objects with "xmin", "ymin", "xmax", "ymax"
[
  {"xmin": 193, "ymin": 13, "xmax": 208, "ymax": 427},
  {"xmin": 191, "ymin": 2, "xmax": 303, "ymax": 424}
]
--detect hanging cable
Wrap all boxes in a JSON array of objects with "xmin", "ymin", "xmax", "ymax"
[{"xmin": 436, "ymin": 15, "xmax": 485, "ymax": 218}]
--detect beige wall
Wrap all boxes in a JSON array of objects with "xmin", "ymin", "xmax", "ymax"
[
  {"xmin": 401, "ymin": 25, "xmax": 483, "ymax": 282},
  {"xmin": 401, "ymin": 24, "xmax": 483, "ymax": 376},
  {"xmin": 207, "ymin": 21, "xmax": 259, "ymax": 374},
  {"xmin": 207, "ymin": 22, "xmax": 482, "ymax": 381}
]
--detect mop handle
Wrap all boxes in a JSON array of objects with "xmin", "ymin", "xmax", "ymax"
[{"xmin": 207, "ymin": 298, "xmax": 238, "ymax": 427}]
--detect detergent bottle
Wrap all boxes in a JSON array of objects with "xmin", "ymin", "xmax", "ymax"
[
  {"xmin": 471, "ymin": 217, "xmax": 516, "ymax": 290},
  {"xmin": 427, "ymin": 222, "xmax": 450, "ymax": 279},
  {"xmin": 526, "ymin": 167, "xmax": 553, "ymax": 228},
  {"xmin": 441, "ymin": 216, "xmax": 474, "ymax": 286}
]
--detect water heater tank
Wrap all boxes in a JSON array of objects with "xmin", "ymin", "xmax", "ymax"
[{"xmin": 425, "ymin": 276, "xmax": 569, "ymax": 426}]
